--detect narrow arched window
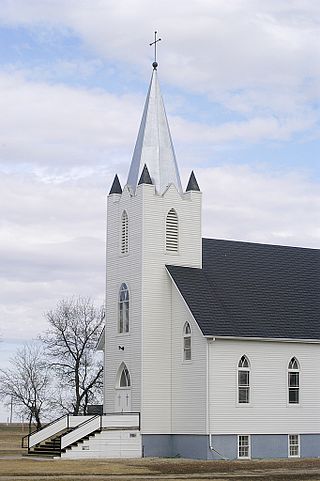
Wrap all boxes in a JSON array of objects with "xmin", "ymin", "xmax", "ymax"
[
  {"xmin": 119, "ymin": 283, "xmax": 129, "ymax": 333},
  {"xmin": 166, "ymin": 208, "xmax": 178, "ymax": 252},
  {"xmin": 183, "ymin": 322, "xmax": 192, "ymax": 361},
  {"xmin": 119, "ymin": 365, "xmax": 131, "ymax": 388},
  {"xmin": 288, "ymin": 357, "xmax": 300, "ymax": 404},
  {"xmin": 121, "ymin": 210, "xmax": 128, "ymax": 254},
  {"xmin": 238, "ymin": 355, "xmax": 250, "ymax": 404}
]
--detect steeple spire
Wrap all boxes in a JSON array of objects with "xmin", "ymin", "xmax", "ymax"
[{"xmin": 127, "ymin": 68, "xmax": 182, "ymax": 194}]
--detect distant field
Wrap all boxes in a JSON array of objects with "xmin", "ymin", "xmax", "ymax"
[
  {"xmin": 1, "ymin": 423, "xmax": 320, "ymax": 480},
  {"xmin": 0, "ymin": 423, "xmax": 30, "ymax": 456}
]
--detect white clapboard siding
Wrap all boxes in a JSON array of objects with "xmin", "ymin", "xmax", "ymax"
[
  {"xmin": 171, "ymin": 284, "xmax": 208, "ymax": 434},
  {"xmin": 61, "ymin": 430, "xmax": 141, "ymax": 459},
  {"xmin": 104, "ymin": 186, "xmax": 143, "ymax": 415},
  {"xmin": 209, "ymin": 338, "xmax": 320, "ymax": 435},
  {"xmin": 141, "ymin": 185, "xmax": 202, "ymax": 434},
  {"xmin": 104, "ymin": 182, "xmax": 202, "ymax": 435}
]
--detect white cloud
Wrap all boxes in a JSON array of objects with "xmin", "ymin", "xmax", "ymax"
[
  {"xmin": 0, "ymin": 70, "xmax": 142, "ymax": 170},
  {"xmin": 198, "ymin": 165, "xmax": 320, "ymax": 248},
  {"xmin": 0, "ymin": 173, "xmax": 106, "ymax": 342},
  {"xmin": 0, "ymin": 1, "xmax": 320, "ymax": 106}
]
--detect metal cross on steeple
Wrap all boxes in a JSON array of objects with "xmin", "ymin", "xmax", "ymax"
[{"xmin": 150, "ymin": 31, "xmax": 161, "ymax": 69}]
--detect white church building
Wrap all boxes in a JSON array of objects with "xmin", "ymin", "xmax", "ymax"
[
  {"xmin": 102, "ymin": 61, "xmax": 320, "ymax": 460},
  {"xmin": 25, "ymin": 61, "xmax": 320, "ymax": 460}
]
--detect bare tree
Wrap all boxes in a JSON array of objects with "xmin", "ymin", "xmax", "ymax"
[
  {"xmin": 41, "ymin": 297, "xmax": 104, "ymax": 415},
  {"xmin": 0, "ymin": 343, "xmax": 51, "ymax": 430}
]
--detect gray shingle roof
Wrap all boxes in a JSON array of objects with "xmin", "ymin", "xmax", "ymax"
[{"xmin": 166, "ymin": 238, "xmax": 320, "ymax": 340}]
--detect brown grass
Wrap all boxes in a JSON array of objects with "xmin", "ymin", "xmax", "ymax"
[
  {"xmin": 0, "ymin": 423, "xmax": 31, "ymax": 457},
  {"xmin": 1, "ymin": 423, "xmax": 320, "ymax": 480}
]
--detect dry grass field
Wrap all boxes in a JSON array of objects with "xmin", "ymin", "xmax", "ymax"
[
  {"xmin": 1, "ymin": 423, "xmax": 320, "ymax": 480},
  {"xmin": 0, "ymin": 423, "xmax": 27, "ymax": 457}
]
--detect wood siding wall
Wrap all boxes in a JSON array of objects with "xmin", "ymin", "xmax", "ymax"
[
  {"xmin": 209, "ymin": 339, "xmax": 320, "ymax": 435},
  {"xmin": 104, "ymin": 187, "xmax": 143, "ymax": 414},
  {"xmin": 104, "ymin": 183, "xmax": 202, "ymax": 435},
  {"xmin": 141, "ymin": 185, "xmax": 202, "ymax": 434},
  {"xmin": 171, "ymin": 284, "xmax": 208, "ymax": 434}
]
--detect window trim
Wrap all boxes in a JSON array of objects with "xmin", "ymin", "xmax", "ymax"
[
  {"xmin": 288, "ymin": 434, "xmax": 300, "ymax": 458},
  {"xmin": 183, "ymin": 321, "xmax": 192, "ymax": 362},
  {"xmin": 238, "ymin": 434, "xmax": 251, "ymax": 459},
  {"xmin": 118, "ymin": 282, "xmax": 130, "ymax": 334},
  {"xmin": 237, "ymin": 355, "xmax": 251, "ymax": 405},
  {"xmin": 288, "ymin": 357, "xmax": 300, "ymax": 406}
]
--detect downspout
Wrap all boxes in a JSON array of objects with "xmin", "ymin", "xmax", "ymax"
[{"xmin": 207, "ymin": 338, "xmax": 229, "ymax": 460}]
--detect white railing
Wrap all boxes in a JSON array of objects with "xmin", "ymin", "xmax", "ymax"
[
  {"xmin": 61, "ymin": 415, "xmax": 101, "ymax": 450},
  {"xmin": 28, "ymin": 415, "xmax": 94, "ymax": 449},
  {"xmin": 101, "ymin": 413, "xmax": 140, "ymax": 429},
  {"xmin": 29, "ymin": 415, "xmax": 68, "ymax": 449},
  {"xmin": 61, "ymin": 413, "xmax": 140, "ymax": 450}
]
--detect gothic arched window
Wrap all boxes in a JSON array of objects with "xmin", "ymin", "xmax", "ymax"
[
  {"xmin": 166, "ymin": 208, "xmax": 178, "ymax": 252},
  {"xmin": 119, "ymin": 283, "xmax": 129, "ymax": 333},
  {"xmin": 238, "ymin": 355, "xmax": 250, "ymax": 404},
  {"xmin": 119, "ymin": 364, "xmax": 131, "ymax": 388},
  {"xmin": 121, "ymin": 210, "xmax": 129, "ymax": 254},
  {"xmin": 288, "ymin": 357, "xmax": 300, "ymax": 404},
  {"xmin": 183, "ymin": 322, "xmax": 192, "ymax": 361}
]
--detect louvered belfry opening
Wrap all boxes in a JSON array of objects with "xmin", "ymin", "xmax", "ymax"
[
  {"xmin": 121, "ymin": 210, "xmax": 129, "ymax": 254},
  {"xmin": 166, "ymin": 208, "xmax": 178, "ymax": 252}
]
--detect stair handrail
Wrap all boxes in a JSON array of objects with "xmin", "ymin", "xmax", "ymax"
[
  {"xmin": 61, "ymin": 414, "xmax": 101, "ymax": 450},
  {"xmin": 21, "ymin": 413, "xmax": 69, "ymax": 450},
  {"xmin": 27, "ymin": 414, "xmax": 71, "ymax": 451}
]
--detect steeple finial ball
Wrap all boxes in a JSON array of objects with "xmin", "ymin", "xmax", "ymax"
[{"xmin": 152, "ymin": 61, "xmax": 158, "ymax": 70}]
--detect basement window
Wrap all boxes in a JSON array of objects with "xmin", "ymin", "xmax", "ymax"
[
  {"xmin": 288, "ymin": 434, "xmax": 300, "ymax": 457},
  {"xmin": 238, "ymin": 435, "xmax": 250, "ymax": 459}
]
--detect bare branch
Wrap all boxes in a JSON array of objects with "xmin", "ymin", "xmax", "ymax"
[{"xmin": 41, "ymin": 297, "xmax": 104, "ymax": 415}]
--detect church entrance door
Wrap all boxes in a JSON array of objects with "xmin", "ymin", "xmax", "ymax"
[{"xmin": 115, "ymin": 389, "xmax": 131, "ymax": 412}]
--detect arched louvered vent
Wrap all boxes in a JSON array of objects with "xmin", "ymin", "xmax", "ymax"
[
  {"xmin": 166, "ymin": 208, "xmax": 178, "ymax": 252},
  {"xmin": 121, "ymin": 210, "xmax": 128, "ymax": 254}
]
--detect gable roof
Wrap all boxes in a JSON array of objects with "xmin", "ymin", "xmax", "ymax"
[{"xmin": 166, "ymin": 238, "xmax": 320, "ymax": 340}]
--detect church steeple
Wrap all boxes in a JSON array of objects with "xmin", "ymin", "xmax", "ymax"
[{"xmin": 127, "ymin": 68, "xmax": 182, "ymax": 194}]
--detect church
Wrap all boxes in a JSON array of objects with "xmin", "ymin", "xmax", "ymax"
[
  {"xmin": 24, "ymin": 59, "xmax": 320, "ymax": 460},
  {"xmin": 102, "ymin": 60, "xmax": 320, "ymax": 460}
]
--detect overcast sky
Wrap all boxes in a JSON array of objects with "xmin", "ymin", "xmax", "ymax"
[{"xmin": 0, "ymin": 0, "xmax": 320, "ymax": 419}]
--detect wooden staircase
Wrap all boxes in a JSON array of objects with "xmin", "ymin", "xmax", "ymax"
[
  {"xmin": 62, "ymin": 429, "xmax": 101, "ymax": 454},
  {"xmin": 27, "ymin": 429, "xmax": 72, "ymax": 458},
  {"xmin": 23, "ymin": 413, "xmax": 141, "ymax": 459}
]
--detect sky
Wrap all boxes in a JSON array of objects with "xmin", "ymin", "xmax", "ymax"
[{"xmin": 0, "ymin": 0, "xmax": 320, "ymax": 420}]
